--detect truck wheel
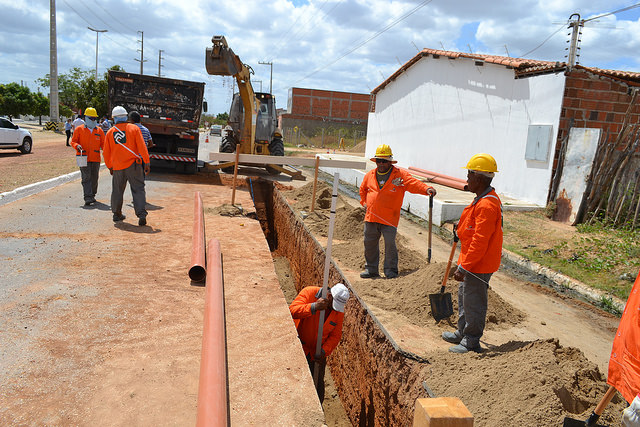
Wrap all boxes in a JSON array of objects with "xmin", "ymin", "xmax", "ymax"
[
  {"xmin": 219, "ymin": 136, "xmax": 237, "ymax": 173},
  {"xmin": 265, "ymin": 138, "xmax": 284, "ymax": 175}
]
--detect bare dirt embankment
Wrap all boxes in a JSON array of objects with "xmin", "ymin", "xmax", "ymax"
[{"xmin": 276, "ymin": 180, "xmax": 626, "ymax": 427}]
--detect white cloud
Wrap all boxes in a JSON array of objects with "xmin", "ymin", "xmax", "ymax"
[{"xmin": 1, "ymin": 0, "xmax": 639, "ymax": 114}]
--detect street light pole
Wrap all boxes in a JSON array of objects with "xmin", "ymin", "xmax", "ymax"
[
  {"xmin": 258, "ymin": 61, "xmax": 273, "ymax": 94},
  {"xmin": 87, "ymin": 27, "xmax": 107, "ymax": 81}
]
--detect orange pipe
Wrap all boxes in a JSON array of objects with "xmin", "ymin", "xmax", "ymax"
[
  {"xmin": 408, "ymin": 166, "xmax": 467, "ymax": 185},
  {"xmin": 196, "ymin": 239, "xmax": 229, "ymax": 427},
  {"xmin": 189, "ymin": 192, "xmax": 206, "ymax": 282},
  {"xmin": 405, "ymin": 168, "xmax": 469, "ymax": 191}
]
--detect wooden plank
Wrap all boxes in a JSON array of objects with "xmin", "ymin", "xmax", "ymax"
[
  {"xmin": 413, "ymin": 397, "xmax": 473, "ymax": 427},
  {"xmin": 208, "ymin": 153, "xmax": 366, "ymax": 169}
]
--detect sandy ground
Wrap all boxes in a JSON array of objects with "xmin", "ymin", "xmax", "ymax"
[{"xmin": 279, "ymin": 180, "xmax": 627, "ymax": 426}]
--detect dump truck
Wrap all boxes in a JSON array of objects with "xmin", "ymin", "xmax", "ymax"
[
  {"xmin": 205, "ymin": 35, "xmax": 296, "ymax": 177},
  {"xmin": 107, "ymin": 70, "xmax": 206, "ymax": 174}
]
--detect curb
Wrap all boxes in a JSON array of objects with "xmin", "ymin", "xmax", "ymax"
[
  {"xmin": 0, "ymin": 164, "xmax": 106, "ymax": 207},
  {"xmin": 501, "ymin": 248, "xmax": 626, "ymax": 314}
]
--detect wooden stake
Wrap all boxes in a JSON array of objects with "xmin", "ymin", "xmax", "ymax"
[
  {"xmin": 311, "ymin": 155, "xmax": 320, "ymax": 212},
  {"xmin": 231, "ymin": 147, "xmax": 240, "ymax": 205}
]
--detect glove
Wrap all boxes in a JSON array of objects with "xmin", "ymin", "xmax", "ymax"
[
  {"xmin": 76, "ymin": 145, "xmax": 84, "ymax": 153},
  {"xmin": 622, "ymin": 394, "xmax": 640, "ymax": 426},
  {"xmin": 427, "ymin": 187, "xmax": 437, "ymax": 196}
]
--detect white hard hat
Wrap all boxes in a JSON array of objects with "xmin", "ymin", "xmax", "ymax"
[
  {"xmin": 331, "ymin": 283, "xmax": 350, "ymax": 312},
  {"xmin": 112, "ymin": 105, "xmax": 128, "ymax": 117}
]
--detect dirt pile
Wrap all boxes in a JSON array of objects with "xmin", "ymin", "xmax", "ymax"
[{"xmin": 280, "ymin": 181, "xmax": 626, "ymax": 426}]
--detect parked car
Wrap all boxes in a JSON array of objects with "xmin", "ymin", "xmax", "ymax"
[
  {"xmin": 0, "ymin": 117, "xmax": 32, "ymax": 154},
  {"xmin": 210, "ymin": 124, "xmax": 222, "ymax": 136}
]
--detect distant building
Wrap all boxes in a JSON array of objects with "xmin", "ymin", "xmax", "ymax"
[{"xmin": 280, "ymin": 88, "xmax": 374, "ymax": 141}]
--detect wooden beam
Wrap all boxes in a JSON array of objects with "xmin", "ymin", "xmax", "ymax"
[{"xmin": 208, "ymin": 153, "xmax": 366, "ymax": 169}]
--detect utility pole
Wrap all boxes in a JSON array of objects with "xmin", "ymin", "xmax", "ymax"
[
  {"xmin": 135, "ymin": 31, "xmax": 147, "ymax": 74},
  {"xmin": 258, "ymin": 61, "xmax": 273, "ymax": 94},
  {"xmin": 87, "ymin": 27, "xmax": 107, "ymax": 81},
  {"xmin": 158, "ymin": 50, "xmax": 164, "ymax": 77},
  {"xmin": 49, "ymin": 0, "xmax": 59, "ymax": 123},
  {"xmin": 566, "ymin": 13, "xmax": 583, "ymax": 69}
]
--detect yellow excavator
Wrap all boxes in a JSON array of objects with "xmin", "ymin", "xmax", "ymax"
[{"xmin": 206, "ymin": 35, "xmax": 297, "ymax": 177}]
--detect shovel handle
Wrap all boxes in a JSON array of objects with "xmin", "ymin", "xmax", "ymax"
[
  {"xmin": 427, "ymin": 194, "xmax": 433, "ymax": 263},
  {"xmin": 442, "ymin": 238, "xmax": 458, "ymax": 288}
]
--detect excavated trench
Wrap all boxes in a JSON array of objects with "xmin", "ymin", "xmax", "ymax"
[
  {"xmin": 249, "ymin": 178, "xmax": 434, "ymax": 426},
  {"xmin": 239, "ymin": 176, "xmax": 626, "ymax": 427}
]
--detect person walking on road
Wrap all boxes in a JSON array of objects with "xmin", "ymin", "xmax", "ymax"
[
  {"xmin": 442, "ymin": 153, "xmax": 503, "ymax": 354},
  {"xmin": 128, "ymin": 110, "xmax": 154, "ymax": 148},
  {"xmin": 289, "ymin": 283, "xmax": 350, "ymax": 404},
  {"xmin": 70, "ymin": 107, "xmax": 104, "ymax": 206},
  {"xmin": 64, "ymin": 119, "xmax": 72, "ymax": 146},
  {"xmin": 359, "ymin": 144, "xmax": 436, "ymax": 279},
  {"xmin": 72, "ymin": 114, "xmax": 84, "ymax": 132},
  {"xmin": 103, "ymin": 106, "xmax": 150, "ymax": 226}
]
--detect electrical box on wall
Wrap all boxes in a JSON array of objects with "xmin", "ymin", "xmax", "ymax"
[{"xmin": 525, "ymin": 125, "xmax": 553, "ymax": 162}]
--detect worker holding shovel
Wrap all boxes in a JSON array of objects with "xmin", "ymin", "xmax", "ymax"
[
  {"xmin": 289, "ymin": 283, "xmax": 350, "ymax": 404},
  {"xmin": 359, "ymin": 144, "xmax": 436, "ymax": 279},
  {"xmin": 442, "ymin": 153, "xmax": 502, "ymax": 354}
]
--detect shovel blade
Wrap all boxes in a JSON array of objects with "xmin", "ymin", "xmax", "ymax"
[{"xmin": 429, "ymin": 292, "xmax": 453, "ymax": 321}]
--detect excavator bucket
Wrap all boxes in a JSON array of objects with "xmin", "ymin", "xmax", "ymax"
[{"xmin": 205, "ymin": 35, "xmax": 241, "ymax": 76}]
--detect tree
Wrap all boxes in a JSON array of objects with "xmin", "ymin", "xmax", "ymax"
[
  {"xmin": 0, "ymin": 83, "xmax": 33, "ymax": 120},
  {"xmin": 31, "ymin": 92, "xmax": 49, "ymax": 125}
]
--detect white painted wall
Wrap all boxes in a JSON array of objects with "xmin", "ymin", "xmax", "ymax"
[{"xmin": 366, "ymin": 56, "xmax": 567, "ymax": 206}]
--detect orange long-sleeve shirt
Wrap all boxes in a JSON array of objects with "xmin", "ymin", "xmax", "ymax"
[
  {"xmin": 70, "ymin": 125, "xmax": 104, "ymax": 163},
  {"xmin": 457, "ymin": 188, "xmax": 503, "ymax": 274},
  {"xmin": 104, "ymin": 123, "xmax": 150, "ymax": 171},
  {"xmin": 359, "ymin": 166, "xmax": 433, "ymax": 227},
  {"xmin": 289, "ymin": 286, "xmax": 344, "ymax": 359}
]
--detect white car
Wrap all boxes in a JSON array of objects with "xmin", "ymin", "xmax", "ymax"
[{"xmin": 0, "ymin": 117, "xmax": 32, "ymax": 154}]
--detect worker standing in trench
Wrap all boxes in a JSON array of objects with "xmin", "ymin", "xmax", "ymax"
[
  {"xmin": 442, "ymin": 153, "xmax": 502, "ymax": 354},
  {"xmin": 289, "ymin": 283, "xmax": 350, "ymax": 403},
  {"xmin": 359, "ymin": 144, "xmax": 437, "ymax": 279}
]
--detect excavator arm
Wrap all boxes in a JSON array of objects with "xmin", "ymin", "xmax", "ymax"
[{"xmin": 205, "ymin": 35, "xmax": 257, "ymax": 154}]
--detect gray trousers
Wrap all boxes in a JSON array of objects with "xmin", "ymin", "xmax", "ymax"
[
  {"xmin": 363, "ymin": 221, "xmax": 398, "ymax": 276},
  {"xmin": 456, "ymin": 271, "xmax": 493, "ymax": 349},
  {"xmin": 80, "ymin": 161, "xmax": 100, "ymax": 203},
  {"xmin": 111, "ymin": 162, "xmax": 147, "ymax": 218}
]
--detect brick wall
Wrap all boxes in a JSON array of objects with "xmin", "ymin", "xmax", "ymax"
[
  {"xmin": 549, "ymin": 69, "xmax": 640, "ymax": 202},
  {"xmin": 287, "ymin": 87, "xmax": 374, "ymax": 121}
]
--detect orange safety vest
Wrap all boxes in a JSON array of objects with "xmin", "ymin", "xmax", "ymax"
[
  {"xmin": 104, "ymin": 123, "xmax": 150, "ymax": 171},
  {"xmin": 70, "ymin": 125, "xmax": 104, "ymax": 163},
  {"xmin": 457, "ymin": 188, "xmax": 503, "ymax": 274},
  {"xmin": 608, "ymin": 270, "xmax": 640, "ymax": 403},
  {"xmin": 289, "ymin": 286, "xmax": 344, "ymax": 359},
  {"xmin": 359, "ymin": 166, "xmax": 433, "ymax": 227}
]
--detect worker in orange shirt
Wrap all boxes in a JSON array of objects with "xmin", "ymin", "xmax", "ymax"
[
  {"xmin": 289, "ymin": 283, "xmax": 350, "ymax": 404},
  {"xmin": 70, "ymin": 107, "xmax": 104, "ymax": 206},
  {"xmin": 442, "ymin": 153, "xmax": 502, "ymax": 354},
  {"xmin": 103, "ymin": 106, "xmax": 150, "ymax": 226},
  {"xmin": 359, "ymin": 144, "xmax": 436, "ymax": 279}
]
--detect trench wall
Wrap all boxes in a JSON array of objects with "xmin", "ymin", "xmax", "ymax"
[{"xmin": 268, "ymin": 183, "xmax": 430, "ymax": 426}]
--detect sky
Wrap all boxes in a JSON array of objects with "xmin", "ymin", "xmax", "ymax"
[{"xmin": 1, "ymin": 0, "xmax": 640, "ymax": 116}]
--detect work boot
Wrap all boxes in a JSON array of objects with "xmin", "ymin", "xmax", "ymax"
[
  {"xmin": 448, "ymin": 343, "xmax": 481, "ymax": 354},
  {"xmin": 138, "ymin": 217, "xmax": 147, "ymax": 226},
  {"xmin": 385, "ymin": 271, "xmax": 398, "ymax": 279},
  {"xmin": 113, "ymin": 213, "xmax": 126, "ymax": 222},
  {"xmin": 441, "ymin": 331, "xmax": 462, "ymax": 344},
  {"xmin": 360, "ymin": 270, "xmax": 380, "ymax": 279}
]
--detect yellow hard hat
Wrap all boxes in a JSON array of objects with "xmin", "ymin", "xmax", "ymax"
[
  {"xmin": 370, "ymin": 144, "xmax": 397, "ymax": 163},
  {"xmin": 84, "ymin": 107, "xmax": 98, "ymax": 118},
  {"xmin": 463, "ymin": 153, "xmax": 498, "ymax": 173}
]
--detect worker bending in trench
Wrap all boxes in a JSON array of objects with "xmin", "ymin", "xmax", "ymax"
[
  {"xmin": 359, "ymin": 144, "xmax": 436, "ymax": 279},
  {"xmin": 442, "ymin": 153, "xmax": 503, "ymax": 354},
  {"xmin": 289, "ymin": 283, "xmax": 350, "ymax": 403}
]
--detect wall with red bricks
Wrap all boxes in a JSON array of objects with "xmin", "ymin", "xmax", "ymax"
[{"xmin": 286, "ymin": 87, "xmax": 374, "ymax": 122}]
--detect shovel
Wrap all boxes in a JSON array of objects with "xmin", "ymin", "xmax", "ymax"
[
  {"xmin": 563, "ymin": 385, "xmax": 616, "ymax": 426},
  {"xmin": 427, "ymin": 194, "xmax": 433, "ymax": 263},
  {"xmin": 429, "ymin": 225, "xmax": 458, "ymax": 321}
]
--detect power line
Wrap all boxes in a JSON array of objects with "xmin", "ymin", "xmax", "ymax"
[
  {"xmin": 295, "ymin": 0, "xmax": 433, "ymax": 84},
  {"xmin": 520, "ymin": 21, "xmax": 568, "ymax": 57},
  {"xmin": 584, "ymin": 2, "xmax": 640, "ymax": 22}
]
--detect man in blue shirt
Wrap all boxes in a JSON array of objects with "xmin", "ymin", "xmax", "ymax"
[{"xmin": 128, "ymin": 111, "xmax": 154, "ymax": 148}]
